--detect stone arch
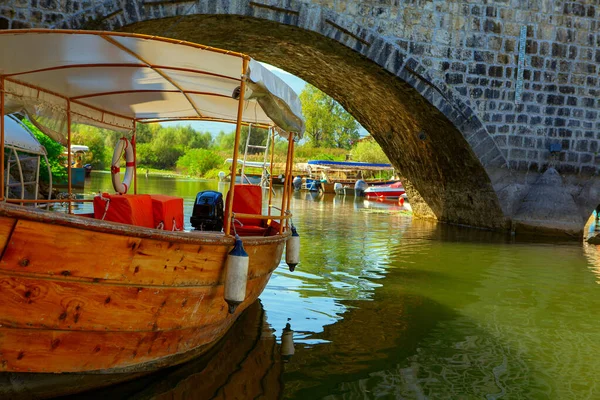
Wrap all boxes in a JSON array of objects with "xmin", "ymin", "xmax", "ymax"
[{"xmin": 11, "ymin": 0, "xmax": 513, "ymax": 230}]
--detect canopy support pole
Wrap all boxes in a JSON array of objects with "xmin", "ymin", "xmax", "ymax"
[
  {"xmin": 133, "ymin": 121, "xmax": 137, "ymax": 195},
  {"xmin": 240, "ymin": 123, "xmax": 251, "ymax": 181},
  {"xmin": 0, "ymin": 77, "xmax": 4, "ymax": 202},
  {"xmin": 267, "ymin": 128, "xmax": 275, "ymax": 217},
  {"xmin": 67, "ymin": 99, "xmax": 72, "ymax": 214},
  {"xmin": 13, "ymin": 149, "xmax": 25, "ymax": 205},
  {"xmin": 286, "ymin": 135, "xmax": 295, "ymax": 229},
  {"xmin": 279, "ymin": 132, "xmax": 294, "ymax": 234},
  {"xmin": 224, "ymin": 57, "xmax": 249, "ymax": 236}
]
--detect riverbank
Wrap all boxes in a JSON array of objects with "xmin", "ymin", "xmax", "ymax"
[{"xmin": 96, "ymin": 167, "xmax": 205, "ymax": 179}]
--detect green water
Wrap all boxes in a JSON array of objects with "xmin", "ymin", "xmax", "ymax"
[{"xmin": 78, "ymin": 172, "xmax": 600, "ymax": 399}]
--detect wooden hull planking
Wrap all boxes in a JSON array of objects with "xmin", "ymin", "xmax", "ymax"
[{"xmin": 0, "ymin": 203, "xmax": 287, "ymax": 374}]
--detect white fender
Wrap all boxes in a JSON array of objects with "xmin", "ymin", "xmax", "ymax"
[
  {"xmin": 111, "ymin": 137, "xmax": 134, "ymax": 194},
  {"xmin": 285, "ymin": 226, "xmax": 300, "ymax": 272},
  {"xmin": 281, "ymin": 323, "xmax": 295, "ymax": 361},
  {"xmin": 224, "ymin": 235, "xmax": 249, "ymax": 314}
]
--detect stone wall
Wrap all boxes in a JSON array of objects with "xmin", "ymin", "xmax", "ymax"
[{"xmin": 310, "ymin": 0, "xmax": 600, "ymax": 175}]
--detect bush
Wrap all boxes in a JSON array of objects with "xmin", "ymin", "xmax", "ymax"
[
  {"xmin": 20, "ymin": 118, "xmax": 67, "ymax": 182},
  {"xmin": 293, "ymin": 144, "xmax": 347, "ymax": 162},
  {"xmin": 176, "ymin": 149, "xmax": 224, "ymax": 177},
  {"xmin": 351, "ymin": 140, "xmax": 390, "ymax": 164},
  {"xmin": 203, "ymin": 168, "xmax": 223, "ymax": 180}
]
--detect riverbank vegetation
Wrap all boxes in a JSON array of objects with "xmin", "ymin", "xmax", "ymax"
[{"xmin": 27, "ymin": 86, "xmax": 390, "ymax": 181}]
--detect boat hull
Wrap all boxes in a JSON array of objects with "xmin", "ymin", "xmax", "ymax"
[
  {"xmin": 364, "ymin": 182, "xmax": 405, "ymax": 199},
  {"xmin": 0, "ymin": 300, "xmax": 281, "ymax": 399},
  {"xmin": 0, "ymin": 203, "xmax": 287, "ymax": 374},
  {"xmin": 364, "ymin": 189, "xmax": 405, "ymax": 199}
]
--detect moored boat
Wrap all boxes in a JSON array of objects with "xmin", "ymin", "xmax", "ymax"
[
  {"xmin": 0, "ymin": 28, "xmax": 304, "ymax": 387},
  {"xmin": 364, "ymin": 181, "xmax": 405, "ymax": 199},
  {"xmin": 304, "ymin": 160, "xmax": 396, "ymax": 194}
]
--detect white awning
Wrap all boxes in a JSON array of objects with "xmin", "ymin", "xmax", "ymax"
[
  {"xmin": 4, "ymin": 115, "xmax": 46, "ymax": 155},
  {"xmin": 0, "ymin": 30, "xmax": 304, "ymax": 141}
]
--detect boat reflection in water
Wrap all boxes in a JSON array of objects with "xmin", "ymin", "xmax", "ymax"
[{"xmin": 3, "ymin": 301, "xmax": 284, "ymax": 400}]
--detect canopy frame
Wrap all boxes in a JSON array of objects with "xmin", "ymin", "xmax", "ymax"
[{"xmin": 0, "ymin": 29, "xmax": 303, "ymax": 235}]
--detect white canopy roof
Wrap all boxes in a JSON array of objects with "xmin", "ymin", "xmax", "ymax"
[
  {"xmin": 0, "ymin": 30, "xmax": 304, "ymax": 143},
  {"xmin": 4, "ymin": 115, "xmax": 46, "ymax": 155}
]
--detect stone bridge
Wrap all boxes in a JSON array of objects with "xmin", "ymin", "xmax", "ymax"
[{"xmin": 2, "ymin": 0, "xmax": 600, "ymax": 237}]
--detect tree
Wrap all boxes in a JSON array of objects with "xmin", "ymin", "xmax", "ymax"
[
  {"xmin": 176, "ymin": 149, "xmax": 224, "ymax": 176},
  {"xmin": 239, "ymin": 126, "xmax": 269, "ymax": 154},
  {"xmin": 215, "ymin": 130, "xmax": 235, "ymax": 150},
  {"xmin": 351, "ymin": 138, "xmax": 390, "ymax": 164},
  {"xmin": 298, "ymin": 85, "xmax": 360, "ymax": 149},
  {"xmin": 71, "ymin": 124, "xmax": 108, "ymax": 169}
]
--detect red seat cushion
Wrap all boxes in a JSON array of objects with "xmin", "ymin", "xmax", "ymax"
[
  {"xmin": 150, "ymin": 194, "xmax": 184, "ymax": 231},
  {"xmin": 226, "ymin": 184, "xmax": 263, "ymax": 226},
  {"xmin": 93, "ymin": 193, "xmax": 154, "ymax": 228},
  {"xmin": 233, "ymin": 224, "xmax": 269, "ymax": 236}
]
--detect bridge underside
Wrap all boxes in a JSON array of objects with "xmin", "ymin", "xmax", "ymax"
[
  {"xmin": 120, "ymin": 15, "xmax": 598, "ymax": 237},
  {"xmin": 122, "ymin": 15, "xmax": 510, "ymax": 229}
]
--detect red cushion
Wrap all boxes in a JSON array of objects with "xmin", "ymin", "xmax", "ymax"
[
  {"xmin": 226, "ymin": 184, "xmax": 263, "ymax": 226},
  {"xmin": 93, "ymin": 193, "xmax": 154, "ymax": 228},
  {"xmin": 150, "ymin": 194, "xmax": 184, "ymax": 231},
  {"xmin": 234, "ymin": 225, "xmax": 269, "ymax": 236}
]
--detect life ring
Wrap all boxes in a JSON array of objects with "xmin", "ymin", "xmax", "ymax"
[{"xmin": 111, "ymin": 137, "xmax": 134, "ymax": 194}]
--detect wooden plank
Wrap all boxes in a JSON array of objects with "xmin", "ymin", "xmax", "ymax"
[
  {"xmin": 0, "ymin": 219, "xmax": 284, "ymax": 286},
  {"xmin": 0, "ymin": 320, "xmax": 231, "ymax": 373},
  {"xmin": 0, "ymin": 216, "xmax": 15, "ymax": 255},
  {"xmin": 147, "ymin": 301, "xmax": 282, "ymax": 400},
  {"xmin": 0, "ymin": 202, "xmax": 290, "ymax": 247},
  {"xmin": 0, "ymin": 271, "xmax": 273, "ymax": 331}
]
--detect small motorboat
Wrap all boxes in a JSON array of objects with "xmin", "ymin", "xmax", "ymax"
[{"xmin": 364, "ymin": 181, "xmax": 405, "ymax": 199}]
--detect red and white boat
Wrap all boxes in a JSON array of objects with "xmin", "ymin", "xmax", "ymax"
[{"xmin": 364, "ymin": 181, "xmax": 405, "ymax": 199}]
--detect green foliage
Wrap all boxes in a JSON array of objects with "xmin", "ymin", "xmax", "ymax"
[
  {"xmin": 293, "ymin": 144, "xmax": 347, "ymax": 162},
  {"xmin": 214, "ymin": 130, "xmax": 235, "ymax": 150},
  {"xmin": 135, "ymin": 143, "xmax": 158, "ymax": 167},
  {"xmin": 20, "ymin": 118, "xmax": 67, "ymax": 182},
  {"xmin": 71, "ymin": 124, "xmax": 109, "ymax": 169},
  {"xmin": 351, "ymin": 139, "xmax": 390, "ymax": 164},
  {"xmin": 299, "ymin": 84, "xmax": 360, "ymax": 149},
  {"xmin": 176, "ymin": 149, "xmax": 224, "ymax": 177},
  {"xmin": 98, "ymin": 123, "xmax": 216, "ymax": 170},
  {"xmin": 239, "ymin": 126, "xmax": 269, "ymax": 154},
  {"xmin": 203, "ymin": 168, "xmax": 223, "ymax": 180}
]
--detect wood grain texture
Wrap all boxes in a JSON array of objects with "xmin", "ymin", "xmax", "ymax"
[
  {"xmin": 0, "ymin": 202, "xmax": 288, "ymax": 373},
  {"xmin": 0, "ymin": 301, "xmax": 278, "ymax": 399},
  {"xmin": 0, "ymin": 271, "xmax": 273, "ymax": 331},
  {"xmin": 0, "ymin": 274, "xmax": 273, "ymax": 373},
  {"xmin": 0, "ymin": 321, "xmax": 228, "ymax": 374},
  {"xmin": 0, "ymin": 202, "xmax": 290, "ymax": 246},
  {"xmin": 0, "ymin": 219, "xmax": 283, "ymax": 286}
]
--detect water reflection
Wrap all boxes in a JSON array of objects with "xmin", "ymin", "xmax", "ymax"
[{"xmin": 63, "ymin": 173, "xmax": 600, "ymax": 398}]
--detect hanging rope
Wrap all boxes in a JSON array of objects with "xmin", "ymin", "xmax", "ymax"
[{"xmin": 98, "ymin": 192, "xmax": 111, "ymax": 220}]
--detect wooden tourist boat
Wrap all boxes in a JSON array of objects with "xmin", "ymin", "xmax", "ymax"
[
  {"xmin": 0, "ymin": 29, "xmax": 304, "ymax": 392},
  {"xmin": 303, "ymin": 160, "xmax": 397, "ymax": 195}
]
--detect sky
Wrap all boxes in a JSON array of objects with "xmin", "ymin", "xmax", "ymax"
[{"xmin": 162, "ymin": 63, "xmax": 368, "ymax": 138}]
